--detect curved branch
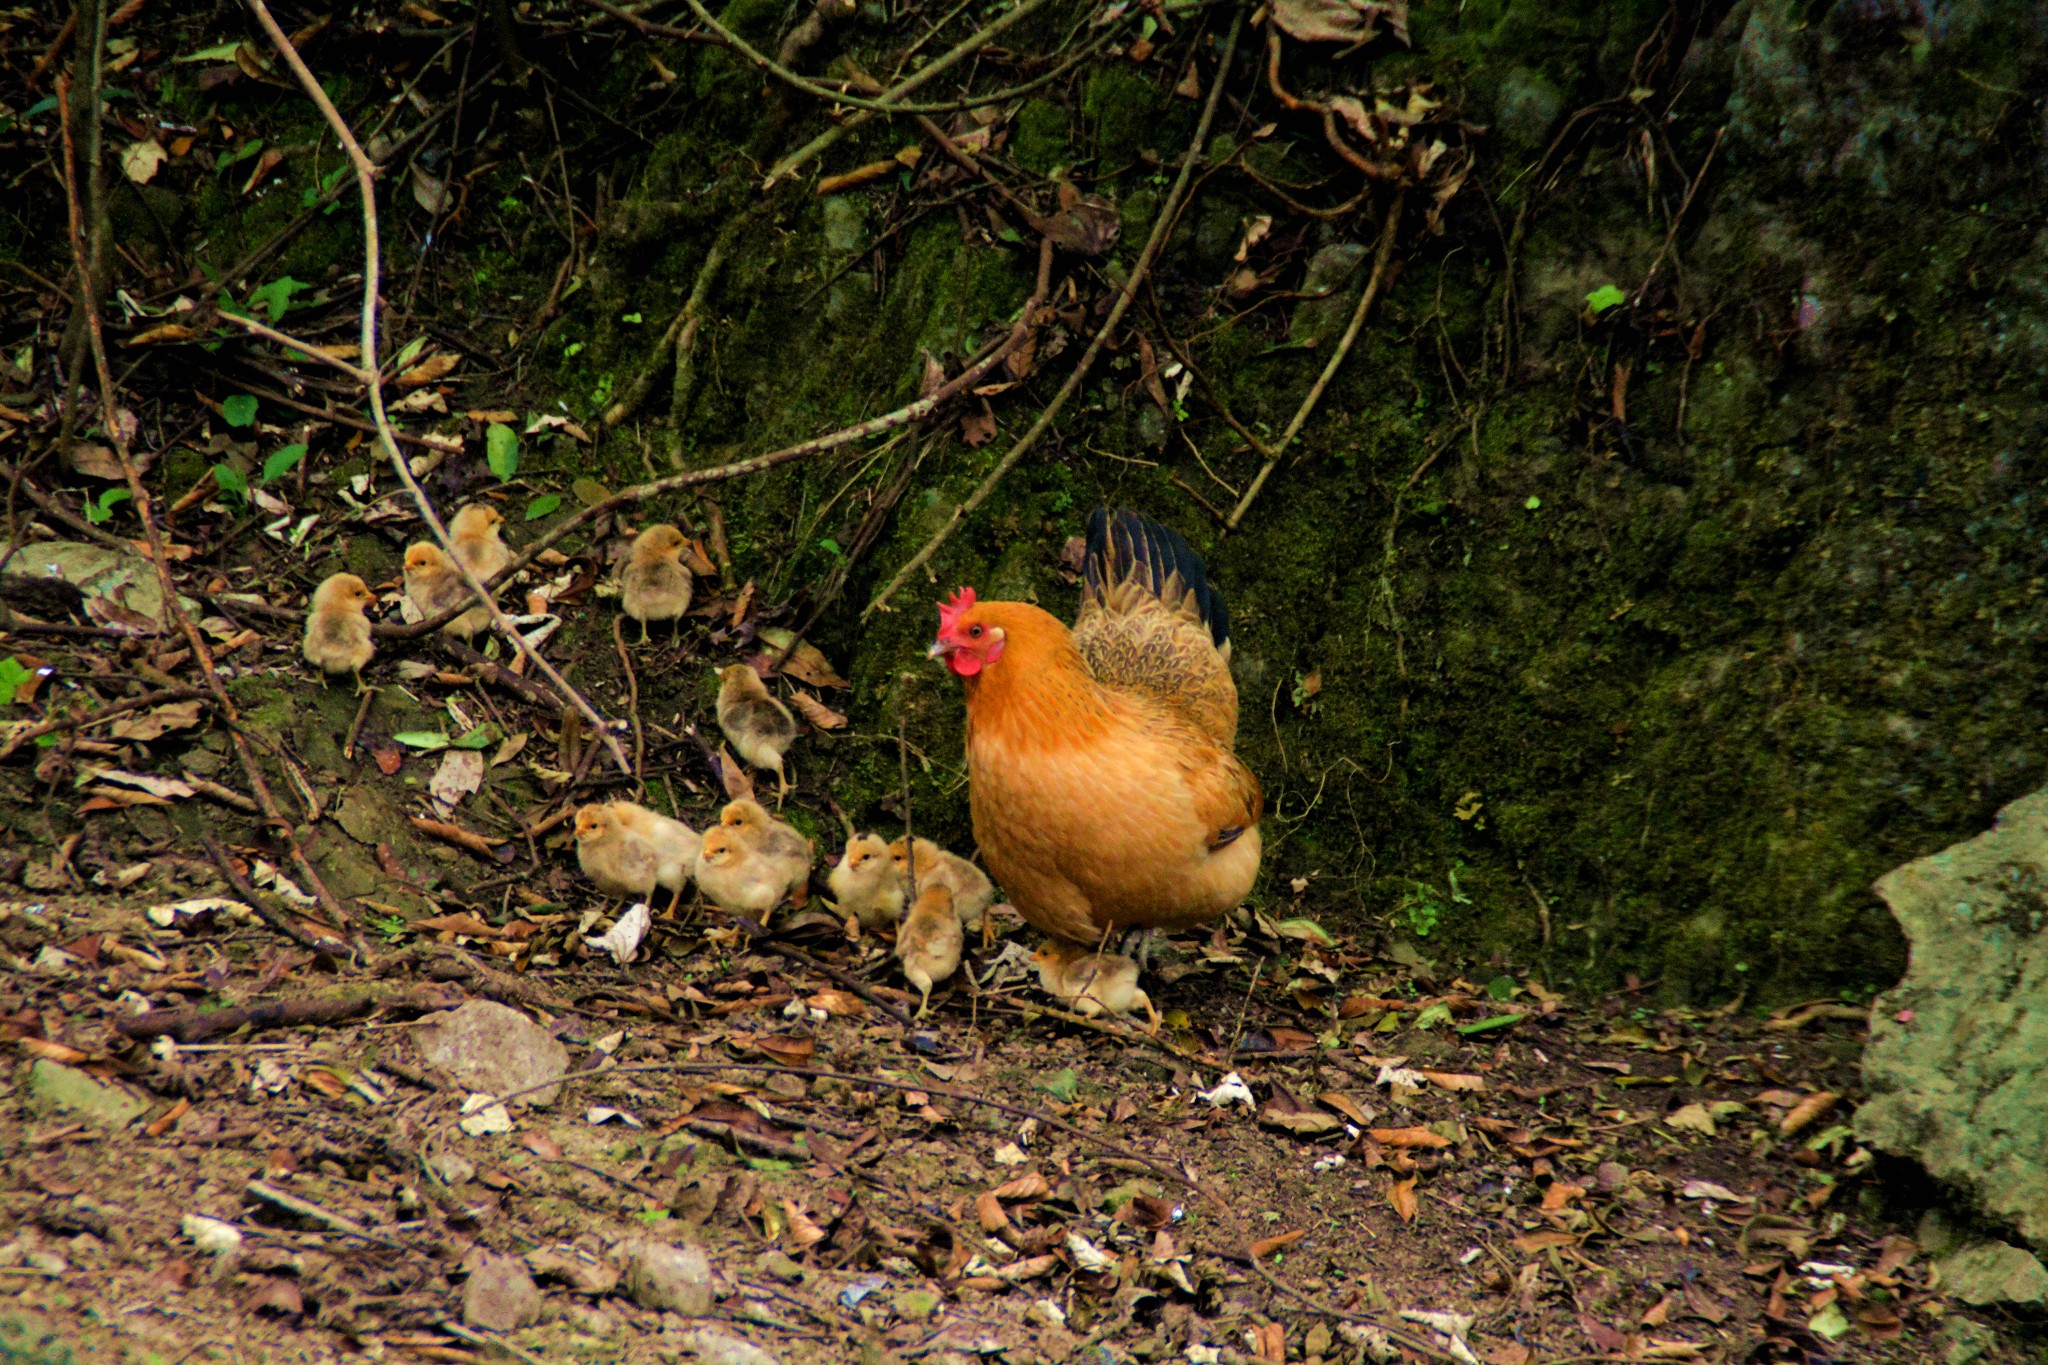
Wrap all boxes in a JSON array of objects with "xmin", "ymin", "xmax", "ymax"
[{"xmin": 863, "ymin": 7, "xmax": 1249, "ymax": 617}]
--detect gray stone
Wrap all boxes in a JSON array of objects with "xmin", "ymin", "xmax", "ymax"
[
  {"xmin": 1934, "ymin": 1240, "xmax": 2048, "ymax": 1306},
  {"xmin": 1857, "ymin": 788, "xmax": 2048, "ymax": 1255},
  {"xmin": 1288, "ymin": 243, "xmax": 1370, "ymax": 348},
  {"xmin": 26, "ymin": 1060, "xmax": 149, "ymax": 1128},
  {"xmin": 463, "ymin": 1251, "xmax": 542, "ymax": 1331},
  {"xmin": 623, "ymin": 1239, "xmax": 712, "ymax": 1315},
  {"xmin": 666, "ymin": 1327, "xmax": 775, "ymax": 1365},
  {"xmin": 413, "ymin": 1001, "xmax": 568, "ymax": 1108}
]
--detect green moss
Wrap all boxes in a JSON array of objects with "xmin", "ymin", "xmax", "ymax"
[{"xmin": 1011, "ymin": 99, "xmax": 1070, "ymax": 175}]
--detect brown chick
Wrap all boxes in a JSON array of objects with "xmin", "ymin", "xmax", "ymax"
[
  {"xmin": 449, "ymin": 503, "xmax": 511, "ymax": 582},
  {"xmin": 608, "ymin": 800, "xmax": 701, "ymax": 903},
  {"xmin": 1031, "ymin": 940, "xmax": 1159, "ymax": 1029},
  {"xmin": 302, "ymin": 573, "xmax": 377, "ymax": 691},
  {"xmin": 717, "ymin": 798, "xmax": 812, "ymax": 905},
  {"xmin": 575, "ymin": 802, "xmax": 660, "ymax": 900},
  {"xmin": 895, "ymin": 884, "xmax": 962, "ymax": 1019},
  {"xmin": 827, "ymin": 834, "xmax": 904, "ymax": 931},
  {"xmin": 620, "ymin": 524, "xmax": 693, "ymax": 643},
  {"xmin": 694, "ymin": 824, "xmax": 806, "ymax": 921},
  {"xmin": 404, "ymin": 542, "xmax": 489, "ymax": 641},
  {"xmin": 716, "ymin": 665, "xmax": 800, "ymax": 795},
  {"xmin": 888, "ymin": 837, "xmax": 995, "ymax": 930}
]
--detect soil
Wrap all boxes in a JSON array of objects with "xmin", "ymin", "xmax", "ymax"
[{"xmin": 0, "ymin": 896, "xmax": 2024, "ymax": 1364}]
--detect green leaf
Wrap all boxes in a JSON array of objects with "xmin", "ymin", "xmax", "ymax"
[
  {"xmin": 389, "ymin": 336, "xmax": 429, "ymax": 373},
  {"xmin": 1584, "ymin": 284, "xmax": 1626, "ymax": 315},
  {"xmin": 1412, "ymin": 1002, "xmax": 1455, "ymax": 1031},
  {"xmin": 1524, "ymin": 494, "xmax": 1542, "ymax": 510},
  {"xmin": 1808, "ymin": 1303, "xmax": 1850, "ymax": 1342},
  {"xmin": 246, "ymin": 275, "xmax": 304, "ymax": 323},
  {"xmin": 524, "ymin": 494, "xmax": 562, "ymax": 521},
  {"xmin": 392, "ymin": 731, "xmax": 450, "ymax": 751},
  {"xmin": 1485, "ymin": 975, "xmax": 1517, "ymax": 1001},
  {"xmin": 1455, "ymin": 1012, "xmax": 1527, "ymax": 1035},
  {"xmin": 220, "ymin": 393, "xmax": 259, "ymax": 428},
  {"xmin": 571, "ymin": 478, "xmax": 611, "ymax": 507},
  {"xmin": 1038, "ymin": 1068, "xmax": 1079, "ymax": 1102},
  {"xmin": 745, "ymin": 1158, "xmax": 795, "ymax": 1173},
  {"xmin": 0, "ymin": 657, "xmax": 34, "ymax": 706},
  {"xmin": 176, "ymin": 40, "xmax": 245, "ymax": 62},
  {"xmin": 261, "ymin": 443, "xmax": 307, "ymax": 484},
  {"xmin": 620, "ymin": 312, "xmax": 643, "ymax": 324},
  {"xmin": 84, "ymin": 487, "xmax": 132, "ymax": 525},
  {"xmin": 211, "ymin": 463, "xmax": 249, "ymax": 508},
  {"xmin": 1272, "ymin": 916, "xmax": 1335, "ymax": 947},
  {"xmin": 485, "ymin": 423, "xmax": 519, "ymax": 481},
  {"xmin": 450, "ymin": 722, "xmax": 504, "ymax": 751}
]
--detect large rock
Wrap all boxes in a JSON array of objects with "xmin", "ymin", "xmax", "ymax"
[
  {"xmin": 413, "ymin": 1001, "xmax": 568, "ymax": 1108},
  {"xmin": 26, "ymin": 1060, "xmax": 150, "ymax": 1128},
  {"xmin": 463, "ymin": 1252, "xmax": 542, "ymax": 1331},
  {"xmin": 1857, "ymin": 789, "xmax": 2048, "ymax": 1255}
]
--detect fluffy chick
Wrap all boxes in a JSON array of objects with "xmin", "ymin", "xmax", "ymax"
[
  {"xmin": 449, "ymin": 503, "xmax": 511, "ymax": 581},
  {"xmin": 895, "ymin": 884, "xmax": 963, "ymax": 1019},
  {"xmin": 718, "ymin": 799, "xmax": 813, "ymax": 899},
  {"xmin": 695, "ymin": 825, "xmax": 807, "ymax": 921},
  {"xmin": 608, "ymin": 800, "xmax": 701, "ymax": 902},
  {"xmin": 302, "ymin": 573, "xmax": 377, "ymax": 690},
  {"xmin": 828, "ymin": 834, "xmax": 904, "ymax": 931},
  {"xmin": 404, "ymin": 543, "xmax": 489, "ymax": 640},
  {"xmin": 575, "ymin": 802, "xmax": 660, "ymax": 900},
  {"xmin": 716, "ymin": 665, "xmax": 799, "ymax": 794},
  {"xmin": 888, "ymin": 837, "xmax": 995, "ymax": 930},
  {"xmin": 1031, "ymin": 941, "xmax": 1160, "ymax": 1029},
  {"xmin": 620, "ymin": 524, "xmax": 693, "ymax": 643}
]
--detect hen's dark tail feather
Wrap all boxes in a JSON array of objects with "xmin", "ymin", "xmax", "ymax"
[{"xmin": 1084, "ymin": 507, "xmax": 1230, "ymax": 649}]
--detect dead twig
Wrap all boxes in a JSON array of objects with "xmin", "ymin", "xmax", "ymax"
[
  {"xmin": 245, "ymin": 1179, "xmax": 406, "ymax": 1249},
  {"xmin": 342, "ymin": 684, "xmax": 377, "ymax": 761},
  {"xmin": 118, "ymin": 984, "xmax": 456, "ymax": 1043},
  {"xmin": 0, "ymin": 686, "xmax": 208, "ymax": 761},
  {"xmin": 201, "ymin": 835, "xmax": 356, "ymax": 956},
  {"xmin": 865, "ymin": 9, "xmax": 1246, "ymax": 616},
  {"xmin": 603, "ymin": 226, "xmax": 735, "ymax": 429},
  {"xmin": 1226, "ymin": 189, "xmax": 1406, "ymax": 530},
  {"xmin": 612, "ymin": 615, "xmax": 645, "ymax": 787},
  {"xmin": 763, "ymin": 0, "xmax": 1071, "ymax": 185}
]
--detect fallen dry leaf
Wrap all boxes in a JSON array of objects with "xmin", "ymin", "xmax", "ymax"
[
  {"xmin": 1248, "ymin": 1228, "xmax": 1306, "ymax": 1259},
  {"xmin": 1369, "ymin": 1125, "xmax": 1452, "ymax": 1149},
  {"xmin": 1388, "ymin": 1174, "xmax": 1419, "ymax": 1222},
  {"xmin": 1778, "ymin": 1090, "xmax": 1838, "ymax": 1136}
]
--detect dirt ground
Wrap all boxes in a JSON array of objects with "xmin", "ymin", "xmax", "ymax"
[{"xmin": 0, "ymin": 890, "xmax": 2030, "ymax": 1365}]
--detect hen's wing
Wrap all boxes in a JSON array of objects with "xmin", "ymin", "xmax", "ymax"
[{"xmin": 1072, "ymin": 507, "xmax": 1238, "ymax": 744}]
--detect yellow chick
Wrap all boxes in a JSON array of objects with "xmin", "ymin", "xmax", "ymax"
[
  {"xmin": 716, "ymin": 664, "xmax": 799, "ymax": 794},
  {"xmin": 301, "ymin": 573, "xmax": 376, "ymax": 691},
  {"xmin": 895, "ymin": 884, "xmax": 963, "ymax": 1018},
  {"xmin": 449, "ymin": 503, "xmax": 511, "ymax": 581},
  {"xmin": 888, "ymin": 837, "xmax": 995, "ymax": 930},
  {"xmin": 620, "ymin": 524, "xmax": 693, "ymax": 643},
  {"xmin": 575, "ymin": 802, "xmax": 660, "ymax": 900},
  {"xmin": 718, "ymin": 798, "xmax": 812, "ymax": 882},
  {"xmin": 694, "ymin": 824, "xmax": 807, "ymax": 920},
  {"xmin": 1030, "ymin": 941, "xmax": 1160, "ymax": 1029},
  {"xmin": 827, "ymin": 834, "xmax": 904, "ymax": 931},
  {"xmin": 404, "ymin": 542, "xmax": 488, "ymax": 640},
  {"xmin": 608, "ymin": 800, "xmax": 701, "ymax": 900}
]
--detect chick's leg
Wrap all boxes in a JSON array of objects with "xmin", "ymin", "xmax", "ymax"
[
  {"xmin": 354, "ymin": 669, "xmax": 374, "ymax": 696},
  {"xmin": 637, "ymin": 617, "xmax": 649, "ymax": 645}
]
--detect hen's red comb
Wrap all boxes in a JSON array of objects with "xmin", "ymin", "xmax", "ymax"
[{"xmin": 936, "ymin": 586, "xmax": 977, "ymax": 635}]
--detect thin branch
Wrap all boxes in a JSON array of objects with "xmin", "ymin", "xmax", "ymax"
[
  {"xmin": 211, "ymin": 310, "xmax": 372, "ymax": 383},
  {"xmin": 863, "ymin": 8, "xmax": 1246, "ymax": 617},
  {"xmin": 763, "ymin": 0, "xmax": 1073, "ymax": 186},
  {"xmin": 1225, "ymin": 188, "xmax": 1405, "ymax": 530},
  {"xmin": 246, "ymin": 0, "xmax": 635, "ymax": 781},
  {"xmin": 380, "ymin": 246, "xmax": 1051, "ymax": 641}
]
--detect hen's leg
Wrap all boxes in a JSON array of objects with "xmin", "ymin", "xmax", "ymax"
[{"xmin": 1118, "ymin": 929, "xmax": 1157, "ymax": 969}]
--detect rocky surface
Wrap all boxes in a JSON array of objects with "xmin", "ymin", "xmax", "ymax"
[{"xmin": 1859, "ymin": 788, "xmax": 2048, "ymax": 1265}]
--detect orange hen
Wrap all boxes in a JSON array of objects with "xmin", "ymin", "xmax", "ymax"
[{"xmin": 929, "ymin": 508, "xmax": 1261, "ymax": 944}]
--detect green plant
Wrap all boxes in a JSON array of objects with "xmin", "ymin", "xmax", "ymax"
[
  {"xmin": 261, "ymin": 443, "xmax": 306, "ymax": 484},
  {"xmin": 1397, "ymin": 881, "xmax": 1446, "ymax": 938},
  {"xmin": 83, "ymin": 487, "xmax": 131, "ymax": 524},
  {"xmin": 486, "ymin": 423, "xmax": 519, "ymax": 480},
  {"xmin": 220, "ymin": 393, "xmax": 258, "ymax": 427},
  {"xmin": 211, "ymin": 463, "xmax": 248, "ymax": 510}
]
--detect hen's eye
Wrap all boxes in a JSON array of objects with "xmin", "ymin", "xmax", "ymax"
[{"xmin": 968, "ymin": 625, "xmax": 984, "ymax": 639}]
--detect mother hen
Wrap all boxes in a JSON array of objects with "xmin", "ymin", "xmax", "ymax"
[{"xmin": 929, "ymin": 508, "xmax": 1262, "ymax": 945}]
